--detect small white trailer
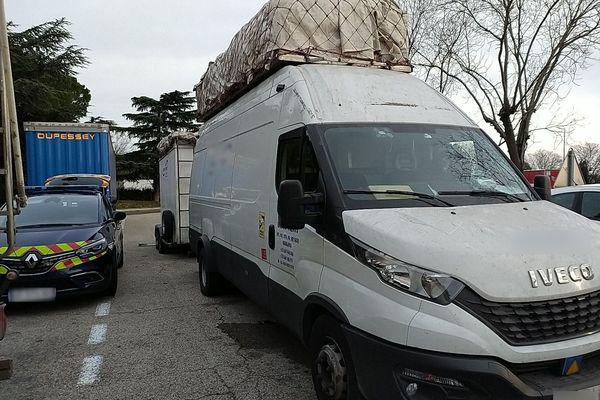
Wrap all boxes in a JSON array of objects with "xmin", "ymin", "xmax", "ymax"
[{"xmin": 155, "ymin": 132, "xmax": 197, "ymax": 252}]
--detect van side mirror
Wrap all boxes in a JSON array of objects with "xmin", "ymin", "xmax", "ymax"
[
  {"xmin": 534, "ymin": 175, "xmax": 552, "ymax": 200},
  {"xmin": 278, "ymin": 180, "xmax": 323, "ymax": 230}
]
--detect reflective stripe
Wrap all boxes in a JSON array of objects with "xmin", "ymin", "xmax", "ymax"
[
  {"xmin": 14, "ymin": 247, "xmax": 30, "ymax": 257},
  {"xmin": 36, "ymin": 245, "xmax": 53, "ymax": 256},
  {"xmin": 57, "ymin": 243, "xmax": 73, "ymax": 252},
  {"xmin": 52, "ymin": 251, "xmax": 108, "ymax": 272}
]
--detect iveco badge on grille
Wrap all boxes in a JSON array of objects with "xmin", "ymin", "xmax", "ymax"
[{"xmin": 529, "ymin": 265, "xmax": 594, "ymax": 288}]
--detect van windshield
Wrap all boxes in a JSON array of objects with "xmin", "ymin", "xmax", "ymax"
[{"xmin": 322, "ymin": 124, "xmax": 532, "ymax": 202}]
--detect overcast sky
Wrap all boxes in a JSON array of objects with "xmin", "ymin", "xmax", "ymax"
[{"xmin": 7, "ymin": 0, "xmax": 600, "ymax": 153}]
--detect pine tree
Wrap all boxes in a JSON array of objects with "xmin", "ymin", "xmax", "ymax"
[
  {"xmin": 9, "ymin": 18, "xmax": 91, "ymax": 123},
  {"xmin": 121, "ymin": 91, "xmax": 199, "ymax": 197}
]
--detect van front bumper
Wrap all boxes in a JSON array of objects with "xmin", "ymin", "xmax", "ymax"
[{"xmin": 343, "ymin": 324, "xmax": 600, "ymax": 400}]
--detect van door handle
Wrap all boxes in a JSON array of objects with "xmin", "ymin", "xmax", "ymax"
[{"xmin": 268, "ymin": 225, "xmax": 275, "ymax": 250}]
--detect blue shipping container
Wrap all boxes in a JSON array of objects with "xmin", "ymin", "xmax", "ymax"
[{"xmin": 24, "ymin": 122, "xmax": 116, "ymax": 192}]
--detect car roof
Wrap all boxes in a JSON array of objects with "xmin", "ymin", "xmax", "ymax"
[{"xmin": 551, "ymin": 184, "xmax": 600, "ymax": 195}]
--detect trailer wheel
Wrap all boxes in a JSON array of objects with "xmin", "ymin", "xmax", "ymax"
[
  {"xmin": 309, "ymin": 315, "xmax": 362, "ymax": 400},
  {"xmin": 154, "ymin": 224, "xmax": 161, "ymax": 249},
  {"xmin": 198, "ymin": 247, "xmax": 222, "ymax": 297},
  {"xmin": 162, "ymin": 210, "xmax": 175, "ymax": 244},
  {"xmin": 155, "ymin": 224, "xmax": 169, "ymax": 254}
]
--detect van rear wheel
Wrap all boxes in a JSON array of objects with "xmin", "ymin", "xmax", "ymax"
[
  {"xmin": 198, "ymin": 248, "xmax": 222, "ymax": 297},
  {"xmin": 309, "ymin": 315, "xmax": 362, "ymax": 400}
]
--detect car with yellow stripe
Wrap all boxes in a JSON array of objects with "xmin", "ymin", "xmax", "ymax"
[{"xmin": 0, "ymin": 186, "xmax": 125, "ymax": 302}]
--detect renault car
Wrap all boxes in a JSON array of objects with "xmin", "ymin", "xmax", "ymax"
[{"xmin": 0, "ymin": 186, "xmax": 125, "ymax": 302}]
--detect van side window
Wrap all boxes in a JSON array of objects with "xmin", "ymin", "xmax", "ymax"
[
  {"xmin": 276, "ymin": 134, "xmax": 320, "ymax": 193},
  {"xmin": 277, "ymin": 138, "xmax": 302, "ymax": 184},
  {"xmin": 301, "ymin": 140, "xmax": 319, "ymax": 192}
]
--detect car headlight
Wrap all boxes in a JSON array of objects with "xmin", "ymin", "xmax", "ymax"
[
  {"xmin": 76, "ymin": 237, "xmax": 108, "ymax": 259},
  {"xmin": 352, "ymin": 238, "xmax": 464, "ymax": 305}
]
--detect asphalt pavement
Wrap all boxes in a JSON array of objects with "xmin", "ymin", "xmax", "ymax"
[{"xmin": 0, "ymin": 213, "xmax": 314, "ymax": 400}]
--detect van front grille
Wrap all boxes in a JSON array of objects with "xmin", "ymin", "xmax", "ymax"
[{"xmin": 455, "ymin": 288, "xmax": 600, "ymax": 346}]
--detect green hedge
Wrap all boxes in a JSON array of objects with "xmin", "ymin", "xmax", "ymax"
[{"xmin": 117, "ymin": 188, "xmax": 154, "ymax": 201}]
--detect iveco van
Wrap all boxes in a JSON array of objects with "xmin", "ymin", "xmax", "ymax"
[{"xmin": 189, "ymin": 64, "xmax": 600, "ymax": 400}]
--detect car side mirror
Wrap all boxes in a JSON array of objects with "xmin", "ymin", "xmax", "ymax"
[
  {"xmin": 534, "ymin": 175, "xmax": 551, "ymax": 201},
  {"xmin": 113, "ymin": 211, "xmax": 127, "ymax": 222},
  {"xmin": 277, "ymin": 180, "xmax": 323, "ymax": 230}
]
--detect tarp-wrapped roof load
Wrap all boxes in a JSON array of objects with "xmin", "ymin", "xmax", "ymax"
[
  {"xmin": 195, "ymin": 0, "xmax": 410, "ymax": 121},
  {"xmin": 157, "ymin": 132, "xmax": 198, "ymax": 158}
]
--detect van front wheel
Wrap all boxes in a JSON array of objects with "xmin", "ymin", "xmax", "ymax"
[
  {"xmin": 198, "ymin": 248, "xmax": 222, "ymax": 297},
  {"xmin": 309, "ymin": 315, "xmax": 362, "ymax": 400}
]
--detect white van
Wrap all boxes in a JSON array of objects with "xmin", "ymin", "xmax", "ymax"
[{"xmin": 189, "ymin": 64, "xmax": 600, "ymax": 400}]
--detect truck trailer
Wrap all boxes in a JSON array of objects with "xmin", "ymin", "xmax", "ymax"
[
  {"xmin": 24, "ymin": 122, "xmax": 117, "ymax": 200},
  {"xmin": 155, "ymin": 132, "xmax": 197, "ymax": 253}
]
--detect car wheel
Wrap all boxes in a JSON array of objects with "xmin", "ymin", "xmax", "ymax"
[
  {"xmin": 198, "ymin": 247, "xmax": 222, "ymax": 297},
  {"xmin": 310, "ymin": 315, "xmax": 362, "ymax": 400},
  {"xmin": 117, "ymin": 242, "xmax": 124, "ymax": 269},
  {"xmin": 103, "ymin": 258, "xmax": 118, "ymax": 297}
]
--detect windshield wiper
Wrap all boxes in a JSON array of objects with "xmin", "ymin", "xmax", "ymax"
[
  {"xmin": 343, "ymin": 190, "xmax": 455, "ymax": 207},
  {"xmin": 437, "ymin": 190, "xmax": 528, "ymax": 203},
  {"xmin": 16, "ymin": 223, "xmax": 85, "ymax": 229}
]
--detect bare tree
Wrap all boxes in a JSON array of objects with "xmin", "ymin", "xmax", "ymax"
[
  {"xmin": 111, "ymin": 132, "xmax": 133, "ymax": 155},
  {"xmin": 87, "ymin": 116, "xmax": 133, "ymax": 155},
  {"xmin": 526, "ymin": 149, "xmax": 563, "ymax": 170},
  {"xmin": 573, "ymin": 142, "xmax": 600, "ymax": 183},
  {"xmin": 402, "ymin": 0, "xmax": 600, "ymax": 169}
]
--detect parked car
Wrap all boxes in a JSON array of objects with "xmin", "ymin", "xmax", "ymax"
[
  {"xmin": 551, "ymin": 184, "xmax": 600, "ymax": 221},
  {"xmin": 0, "ymin": 186, "xmax": 125, "ymax": 302},
  {"xmin": 190, "ymin": 64, "xmax": 600, "ymax": 399}
]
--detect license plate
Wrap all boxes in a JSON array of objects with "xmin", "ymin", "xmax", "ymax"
[
  {"xmin": 8, "ymin": 288, "xmax": 56, "ymax": 302},
  {"xmin": 555, "ymin": 386, "xmax": 600, "ymax": 400}
]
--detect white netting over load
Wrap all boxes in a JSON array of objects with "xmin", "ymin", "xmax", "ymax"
[{"xmin": 195, "ymin": 0, "xmax": 410, "ymax": 120}]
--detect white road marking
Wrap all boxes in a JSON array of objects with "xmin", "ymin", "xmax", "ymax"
[
  {"xmin": 78, "ymin": 355, "xmax": 103, "ymax": 385},
  {"xmin": 95, "ymin": 301, "xmax": 112, "ymax": 317},
  {"xmin": 88, "ymin": 324, "xmax": 108, "ymax": 345}
]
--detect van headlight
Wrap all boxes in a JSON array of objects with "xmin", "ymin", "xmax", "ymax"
[
  {"xmin": 76, "ymin": 237, "xmax": 109, "ymax": 259},
  {"xmin": 352, "ymin": 239, "xmax": 464, "ymax": 305}
]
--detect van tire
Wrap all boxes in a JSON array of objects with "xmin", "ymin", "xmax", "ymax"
[
  {"xmin": 198, "ymin": 248, "xmax": 222, "ymax": 297},
  {"xmin": 309, "ymin": 315, "xmax": 362, "ymax": 400}
]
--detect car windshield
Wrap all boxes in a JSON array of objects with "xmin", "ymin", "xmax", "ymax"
[
  {"xmin": 0, "ymin": 193, "xmax": 99, "ymax": 228},
  {"xmin": 322, "ymin": 124, "xmax": 532, "ymax": 202}
]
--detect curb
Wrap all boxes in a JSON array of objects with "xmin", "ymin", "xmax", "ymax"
[{"xmin": 118, "ymin": 208, "xmax": 161, "ymax": 215}]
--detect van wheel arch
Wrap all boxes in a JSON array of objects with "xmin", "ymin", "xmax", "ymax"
[{"xmin": 302, "ymin": 294, "xmax": 350, "ymax": 346}]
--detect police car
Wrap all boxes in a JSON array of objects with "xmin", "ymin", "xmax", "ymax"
[{"xmin": 0, "ymin": 186, "xmax": 125, "ymax": 302}]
